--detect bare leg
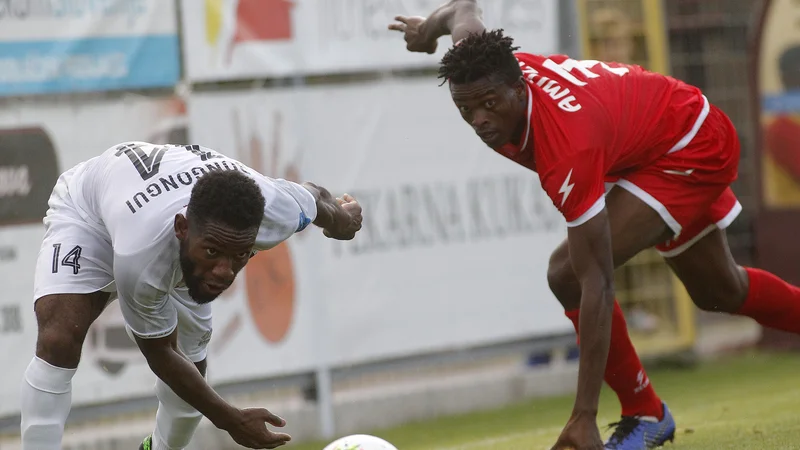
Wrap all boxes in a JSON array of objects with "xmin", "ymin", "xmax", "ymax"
[
  {"xmin": 547, "ymin": 187, "xmax": 672, "ymax": 418},
  {"xmin": 21, "ymin": 292, "xmax": 110, "ymax": 450},
  {"xmin": 666, "ymin": 227, "xmax": 800, "ymax": 334}
]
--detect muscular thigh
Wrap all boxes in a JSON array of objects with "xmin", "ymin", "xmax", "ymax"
[
  {"xmin": 552, "ymin": 186, "xmax": 673, "ymax": 270},
  {"xmin": 35, "ymin": 292, "xmax": 111, "ymax": 367},
  {"xmin": 663, "ymin": 227, "xmax": 748, "ymax": 313},
  {"xmin": 549, "ymin": 187, "xmax": 672, "ymax": 308}
]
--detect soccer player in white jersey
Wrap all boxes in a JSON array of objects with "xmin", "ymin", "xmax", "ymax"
[{"xmin": 21, "ymin": 142, "xmax": 363, "ymax": 450}]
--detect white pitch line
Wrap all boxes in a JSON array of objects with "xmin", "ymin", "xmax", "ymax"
[{"xmin": 434, "ymin": 426, "xmax": 562, "ymax": 450}]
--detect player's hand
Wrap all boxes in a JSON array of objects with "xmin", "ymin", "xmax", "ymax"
[
  {"xmin": 224, "ymin": 408, "xmax": 292, "ymax": 449},
  {"xmin": 388, "ymin": 15, "xmax": 438, "ymax": 54},
  {"xmin": 323, "ymin": 194, "xmax": 362, "ymax": 240},
  {"xmin": 551, "ymin": 413, "xmax": 604, "ymax": 450}
]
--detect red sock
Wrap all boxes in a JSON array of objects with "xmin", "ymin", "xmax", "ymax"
[
  {"xmin": 566, "ymin": 301, "xmax": 663, "ymax": 419},
  {"xmin": 738, "ymin": 267, "xmax": 800, "ymax": 332}
]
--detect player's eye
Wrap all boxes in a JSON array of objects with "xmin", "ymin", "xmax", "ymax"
[
  {"xmin": 459, "ymin": 105, "xmax": 470, "ymax": 114},
  {"xmin": 205, "ymin": 248, "xmax": 218, "ymax": 257},
  {"xmin": 485, "ymin": 100, "xmax": 496, "ymax": 109},
  {"xmin": 237, "ymin": 251, "xmax": 250, "ymax": 259}
]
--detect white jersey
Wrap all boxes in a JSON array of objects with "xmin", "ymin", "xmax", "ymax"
[{"xmin": 62, "ymin": 142, "xmax": 317, "ymax": 338}]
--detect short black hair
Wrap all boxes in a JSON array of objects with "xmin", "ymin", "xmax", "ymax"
[
  {"xmin": 438, "ymin": 29, "xmax": 522, "ymax": 86},
  {"xmin": 187, "ymin": 169, "xmax": 265, "ymax": 231}
]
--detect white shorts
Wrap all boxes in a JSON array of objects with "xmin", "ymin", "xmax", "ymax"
[{"xmin": 33, "ymin": 166, "xmax": 212, "ymax": 362}]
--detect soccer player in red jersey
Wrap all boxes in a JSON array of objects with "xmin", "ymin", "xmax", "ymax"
[{"xmin": 390, "ymin": 1, "xmax": 800, "ymax": 449}]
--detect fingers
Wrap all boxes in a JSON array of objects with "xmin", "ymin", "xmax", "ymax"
[
  {"xmin": 265, "ymin": 431, "xmax": 292, "ymax": 448},
  {"xmin": 388, "ymin": 15, "xmax": 408, "ymax": 32},
  {"xmin": 260, "ymin": 409, "xmax": 286, "ymax": 427},
  {"xmin": 343, "ymin": 203, "xmax": 363, "ymax": 218},
  {"xmin": 271, "ymin": 432, "xmax": 292, "ymax": 441},
  {"xmin": 342, "ymin": 193, "xmax": 355, "ymax": 203}
]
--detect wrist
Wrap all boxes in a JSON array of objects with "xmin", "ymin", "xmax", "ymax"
[
  {"xmin": 210, "ymin": 405, "xmax": 242, "ymax": 430},
  {"xmin": 571, "ymin": 406, "xmax": 598, "ymax": 419},
  {"xmin": 301, "ymin": 182, "xmax": 322, "ymax": 200},
  {"xmin": 418, "ymin": 20, "xmax": 443, "ymax": 42},
  {"xmin": 421, "ymin": 3, "xmax": 457, "ymax": 40}
]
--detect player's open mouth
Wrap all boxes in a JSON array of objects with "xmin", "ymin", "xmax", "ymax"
[
  {"xmin": 203, "ymin": 281, "xmax": 229, "ymax": 293},
  {"xmin": 478, "ymin": 131, "xmax": 499, "ymax": 142}
]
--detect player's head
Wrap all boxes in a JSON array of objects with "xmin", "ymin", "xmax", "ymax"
[
  {"xmin": 174, "ymin": 170, "xmax": 266, "ymax": 304},
  {"xmin": 438, "ymin": 29, "xmax": 527, "ymax": 149}
]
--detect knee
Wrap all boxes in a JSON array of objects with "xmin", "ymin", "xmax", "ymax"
[
  {"xmin": 35, "ymin": 324, "xmax": 86, "ymax": 368},
  {"xmin": 689, "ymin": 266, "xmax": 749, "ymax": 313},
  {"xmin": 547, "ymin": 246, "xmax": 582, "ymax": 310},
  {"xmin": 33, "ymin": 294, "xmax": 106, "ymax": 368}
]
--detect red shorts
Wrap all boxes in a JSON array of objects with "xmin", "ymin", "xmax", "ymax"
[{"xmin": 608, "ymin": 97, "xmax": 742, "ymax": 257}]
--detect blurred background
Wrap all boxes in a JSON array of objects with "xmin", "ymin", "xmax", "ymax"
[{"xmin": 0, "ymin": 0, "xmax": 798, "ymax": 448}]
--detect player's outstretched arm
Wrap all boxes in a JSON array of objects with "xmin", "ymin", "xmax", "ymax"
[
  {"xmin": 552, "ymin": 210, "xmax": 614, "ymax": 450},
  {"xmin": 301, "ymin": 181, "xmax": 363, "ymax": 240},
  {"xmin": 136, "ymin": 332, "xmax": 292, "ymax": 449},
  {"xmin": 388, "ymin": 0, "xmax": 485, "ymax": 54}
]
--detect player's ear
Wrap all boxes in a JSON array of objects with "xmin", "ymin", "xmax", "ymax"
[
  {"xmin": 174, "ymin": 213, "xmax": 189, "ymax": 240},
  {"xmin": 514, "ymin": 77, "xmax": 526, "ymax": 100}
]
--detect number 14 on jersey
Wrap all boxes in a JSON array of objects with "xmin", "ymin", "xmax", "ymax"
[{"xmin": 52, "ymin": 244, "xmax": 82, "ymax": 275}]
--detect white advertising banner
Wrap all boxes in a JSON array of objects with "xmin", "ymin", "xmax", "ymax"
[
  {"xmin": 180, "ymin": 0, "xmax": 559, "ymax": 82},
  {"xmin": 188, "ymin": 76, "xmax": 572, "ymax": 385},
  {"xmin": 0, "ymin": 77, "xmax": 573, "ymax": 416},
  {"xmin": 0, "ymin": 94, "xmax": 191, "ymax": 416}
]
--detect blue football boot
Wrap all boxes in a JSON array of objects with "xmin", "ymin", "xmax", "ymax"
[{"xmin": 604, "ymin": 402, "xmax": 676, "ymax": 449}]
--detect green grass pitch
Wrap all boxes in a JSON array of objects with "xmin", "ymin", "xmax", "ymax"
[{"xmin": 291, "ymin": 352, "xmax": 800, "ymax": 449}]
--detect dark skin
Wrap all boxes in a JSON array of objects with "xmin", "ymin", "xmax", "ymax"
[
  {"xmin": 175, "ymin": 215, "xmax": 257, "ymax": 303},
  {"xmin": 32, "ymin": 182, "xmax": 363, "ymax": 449},
  {"xmin": 390, "ymin": 1, "xmax": 753, "ymax": 449},
  {"xmin": 449, "ymin": 76, "xmax": 528, "ymax": 149},
  {"xmin": 391, "ymin": 3, "xmax": 612, "ymax": 448}
]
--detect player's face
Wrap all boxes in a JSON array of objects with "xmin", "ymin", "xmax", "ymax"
[
  {"xmin": 449, "ymin": 76, "xmax": 527, "ymax": 149},
  {"xmin": 175, "ymin": 215, "xmax": 257, "ymax": 304}
]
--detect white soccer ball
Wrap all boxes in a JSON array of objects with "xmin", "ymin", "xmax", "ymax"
[{"xmin": 322, "ymin": 434, "xmax": 399, "ymax": 450}]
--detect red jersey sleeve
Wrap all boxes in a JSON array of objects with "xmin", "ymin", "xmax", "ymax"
[{"xmin": 540, "ymin": 149, "xmax": 606, "ymax": 226}]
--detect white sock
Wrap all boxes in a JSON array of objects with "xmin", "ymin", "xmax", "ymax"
[
  {"xmin": 20, "ymin": 356, "xmax": 77, "ymax": 450},
  {"xmin": 151, "ymin": 378, "xmax": 204, "ymax": 450}
]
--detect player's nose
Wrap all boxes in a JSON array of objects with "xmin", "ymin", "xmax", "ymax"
[
  {"xmin": 211, "ymin": 258, "xmax": 235, "ymax": 284},
  {"xmin": 471, "ymin": 115, "xmax": 491, "ymax": 132}
]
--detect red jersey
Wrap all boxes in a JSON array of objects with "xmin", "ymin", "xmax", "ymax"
[{"xmin": 497, "ymin": 53, "xmax": 708, "ymax": 225}]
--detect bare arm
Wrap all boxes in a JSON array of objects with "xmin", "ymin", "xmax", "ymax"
[
  {"xmin": 135, "ymin": 330, "xmax": 239, "ymax": 429},
  {"xmin": 419, "ymin": 0, "xmax": 486, "ymax": 44},
  {"xmin": 136, "ymin": 330, "xmax": 292, "ymax": 448},
  {"xmin": 566, "ymin": 208, "xmax": 615, "ymax": 418},
  {"xmin": 389, "ymin": 0, "xmax": 486, "ymax": 54},
  {"xmin": 301, "ymin": 181, "xmax": 362, "ymax": 240}
]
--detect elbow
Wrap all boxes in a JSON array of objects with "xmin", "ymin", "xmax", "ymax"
[
  {"xmin": 599, "ymin": 274, "xmax": 615, "ymax": 297},
  {"xmin": 580, "ymin": 272, "xmax": 615, "ymax": 304}
]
